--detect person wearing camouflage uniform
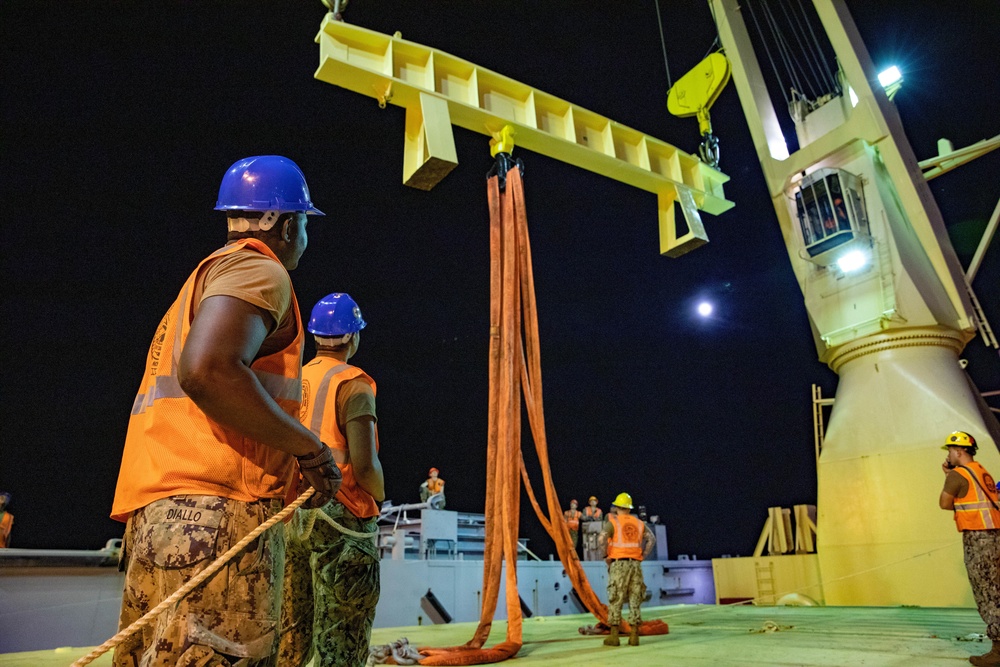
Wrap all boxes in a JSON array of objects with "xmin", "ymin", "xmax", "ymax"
[
  {"xmin": 939, "ymin": 431, "xmax": 1000, "ymax": 667},
  {"xmin": 599, "ymin": 492, "xmax": 655, "ymax": 648},
  {"xmin": 110, "ymin": 157, "xmax": 341, "ymax": 667},
  {"xmin": 275, "ymin": 293, "xmax": 384, "ymax": 667}
]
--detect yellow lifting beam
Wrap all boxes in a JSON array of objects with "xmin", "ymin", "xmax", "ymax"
[{"xmin": 313, "ymin": 16, "xmax": 734, "ymax": 257}]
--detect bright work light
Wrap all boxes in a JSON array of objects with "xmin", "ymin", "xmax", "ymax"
[
  {"xmin": 877, "ymin": 66, "xmax": 903, "ymax": 100},
  {"xmin": 878, "ymin": 66, "xmax": 902, "ymax": 87},
  {"xmin": 836, "ymin": 249, "xmax": 868, "ymax": 273}
]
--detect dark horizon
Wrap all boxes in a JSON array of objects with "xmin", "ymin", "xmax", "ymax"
[{"xmin": 2, "ymin": 0, "xmax": 998, "ymax": 561}]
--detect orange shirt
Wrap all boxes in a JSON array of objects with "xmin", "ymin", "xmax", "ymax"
[
  {"xmin": 564, "ymin": 509, "xmax": 581, "ymax": 530},
  {"xmin": 426, "ymin": 478, "xmax": 445, "ymax": 494},
  {"xmin": 299, "ymin": 357, "xmax": 380, "ymax": 519},
  {"xmin": 111, "ymin": 239, "xmax": 303, "ymax": 522}
]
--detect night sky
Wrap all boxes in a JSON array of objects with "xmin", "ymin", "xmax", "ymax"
[{"xmin": 2, "ymin": 1, "xmax": 998, "ymax": 560}]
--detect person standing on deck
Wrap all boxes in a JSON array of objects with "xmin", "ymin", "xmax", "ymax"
[
  {"xmin": 277, "ymin": 292, "xmax": 384, "ymax": 667},
  {"xmin": 563, "ymin": 499, "xmax": 582, "ymax": 551},
  {"xmin": 599, "ymin": 492, "xmax": 655, "ymax": 647},
  {"xmin": 0, "ymin": 493, "xmax": 13, "ymax": 547},
  {"xmin": 110, "ymin": 156, "xmax": 341, "ymax": 667},
  {"xmin": 939, "ymin": 431, "xmax": 1000, "ymax": 667}
]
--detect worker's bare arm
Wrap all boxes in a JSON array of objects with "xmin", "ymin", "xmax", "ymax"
[
  {"xmin": 178, "ymin": 294, "xmax": 321, "ymax": 457},
  {"xmin": 641, "ymin": 525, "xmax": 656, "ymax": 559},
  {"xmin": 939, "ymin": 490, "xmax": 956, "ymax": 510},
  {"xmin": 346, "ymin": 416, "xmax": 384, "ymax": 502}
]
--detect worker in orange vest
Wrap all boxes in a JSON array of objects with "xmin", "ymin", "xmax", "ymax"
[
  {"xmin": 939, "ymin": 431, "xmax": 1000, "ymax": 667},
  {"xmin": 563, "ymin": 499, "xmax": 582, "ymax": 550},
  {"xmin": 598, "ymin": 492, "xmax": 655, "ymax": 647},
  {"xmin": 420, "ymin": 467, "xmax": 446, "ymax": 508},
  {"xmin": 110, "ymin": 156, "xmax": 341, "ymax": 667},
  {"xmin": 582, "ymin": 495, "xmax": 603, "ymax": 522},
  {"xmin": 0, "ymin": 492, "xmax": 12, "ymax": 548},
  {"xmin": 278, "ymin": 293, "xmax": 384, "ymax": 667},
  {"xmin": 580, "ymin": 495, "xmax": 605, "ymax": 560}
]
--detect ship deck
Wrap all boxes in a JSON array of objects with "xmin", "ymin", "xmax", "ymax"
[{"xmin": 0, "ymin": 603, "xmax": 991, "ymax": 666}]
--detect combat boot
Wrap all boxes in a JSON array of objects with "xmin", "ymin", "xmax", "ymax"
[
  {"xmin": 970, "ymin": 640, "xmax": 1000, "ymax": 666},
  {"xmin": 603, "ymin": 626, "xmax": 620, "ymax": 647},
  {"xmin": 628, "ymin": 626, "xmax": 640, "ymax": 646}
]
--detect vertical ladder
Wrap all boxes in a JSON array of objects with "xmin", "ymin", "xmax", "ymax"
[
  {"xmin": 755, "ymin": 561, "xmax": 776, "ymax": 605},
  {"xmin": 966, "ymin": 281, "xmax": 999, "ymax": 349}
]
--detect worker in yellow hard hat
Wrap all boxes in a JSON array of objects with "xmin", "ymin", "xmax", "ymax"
[
  {"xmin": 939, "ymin": 431, "xmax": 1000, "ymax": 666},
  {"xmin": 420, "ymin": 467, "xmax": 446, "ymax": 508},
  {"xmin": 582, "ymin": 495, "xmax": 603, "ymax": 522},
  {"xmin": 579, "ymin": 495, "xmax": 605, "ymax": 560},
  {"xmin": 598, "ymin": 492, "xmax": 655, "ymax": 647}
]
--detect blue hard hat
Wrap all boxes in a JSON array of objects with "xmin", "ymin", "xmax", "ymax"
[
  {"xmin": 215, "ymin": 155, "xmax": 324, "ymax": 215},
  {"xmin": 308, "ymin": 293, "xmax": 367, "ymax": 336}
]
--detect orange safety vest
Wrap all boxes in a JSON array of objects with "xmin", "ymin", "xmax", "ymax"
[
  {"xmin": 564, "ymin": 509, "xmax": 581, "ymax": 530},
  {"xmin": 584, "ymin": 506, "xmax": 602, "ymax": 520},
  {"xmin": 953, "ymin": 462, "xmax": 1000, "ymax": 532},
  {"xmin": 111, "ymin": 239, "xmax": 303, "ymax": 522},
  {"xmin": 0, "ymin": 512, "xmax": 12, "ymax": 548},
  {"xmin": 607, "ymin": 513, "xmax": 645, "ymax": 560},
  {"xmin": 426, "ymin": 478, "xmax": 445, "ymax": 494},
  {"xmin": 300, "ymin": 357, "xmax": 380, "ymax": 519}
]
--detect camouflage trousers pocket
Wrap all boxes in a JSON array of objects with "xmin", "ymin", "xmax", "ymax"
[
  {"xmin": 322, "ymin": 539, "xmax": 380, "ymax": 612},
  {"xmin": 137, "ymin": 497, "xmax": 225, "ymax": 569},
  {"xmin": 147, "ymin": 610, "xmax": 277, "ymax": 666}
]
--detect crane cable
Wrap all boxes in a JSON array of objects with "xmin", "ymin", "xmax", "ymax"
[
  {"xmin": 744, "ymin": 0, "xmax": 840, "ymax": 108},
  {"xmin": 654, "ymin": 0, "xmax": 673, "ymax": 90},
  {"xmin": 71, "ymin": 488, "xmax": 320, "ymax": 667}
]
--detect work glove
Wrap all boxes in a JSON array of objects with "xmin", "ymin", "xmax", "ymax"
[{"xmin": 295, "ymin": 445, "xmax": 342, "ymax": 509}]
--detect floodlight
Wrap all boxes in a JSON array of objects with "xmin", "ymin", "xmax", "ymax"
[
  {"xmin": 836, "ymin": 249, "xmax": 868, "ymax": 273},
  {"xmin": 878, "ymin": 66, "xmax": 903, "ymax": 101},
  {"xmin": 878, "ymin": 66, "xmax": 902, "ymax": 87}
]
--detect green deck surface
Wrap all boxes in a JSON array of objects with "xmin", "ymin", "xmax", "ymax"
[{"xmin": 1, "ymin": 604, "xmax": 991, "ymax": 666}]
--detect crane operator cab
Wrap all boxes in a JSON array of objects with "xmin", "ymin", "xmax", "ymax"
[{"xmin": 795, "ymin": 168, "xmax": 871, "ymax": 269}]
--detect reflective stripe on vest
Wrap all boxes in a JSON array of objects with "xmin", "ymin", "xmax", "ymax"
[
  {"xmin": 299, "ymin": 357, "xmax": 379, "ymax": 518},
  {"xmin": 607, "ymin": 513, "xmax": 644, "ymax": 560},
  {"xmin": 954, "ymin": 463, "xmax": 1000, "ymax": 531},
  {"xmin": 111, "ymin": 239, "xmax": 303, "ymax": 522}
]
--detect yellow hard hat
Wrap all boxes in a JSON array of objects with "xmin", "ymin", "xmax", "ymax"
[
  {"xmin": 588, "ymin": 496, "xmax": 598, "ymax": 503},
  {"xmin": 612, "ymin": 492, "xmax": 633, "ymax": 509},
  {"xmin": 942, "ymin": 431, "xmax": 977, "ymax": 451}
]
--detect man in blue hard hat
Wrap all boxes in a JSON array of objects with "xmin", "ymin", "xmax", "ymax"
[
  {"xmin": 112, "ymin": 156, "xmax": 341, "ymax": 667},
  {"xmin": 277, "ymin": 292, "xmax": 384, "ymax": 667}
]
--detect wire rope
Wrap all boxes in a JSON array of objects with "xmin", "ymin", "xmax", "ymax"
[{"xmin": 654, "ymin": 0, "xmax": 673, "ymax": 90}]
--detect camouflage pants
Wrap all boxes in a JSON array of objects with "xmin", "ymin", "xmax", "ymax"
[
  {"xmin": 569, "ymin": 529, "xmax": 579, "ymax": 549},
  {"xmin": 113, "ymin": 495, "xmax": 285, "ymax": 667},
  {"xmin": 275, "ymin": 501, "xmax": 380, "ymax": 667},
  {"xmin": 964, "ymin": 529, "xmax": 1000, "ymax": 640},
  {"xmin": 606, "ymin": 559, "xmax": 646, "ymax": 628}
]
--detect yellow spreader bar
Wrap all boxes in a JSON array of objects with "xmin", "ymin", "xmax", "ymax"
[{"xmin": 314, "ymin": 15, "xmax": 734, "ymax": 257}]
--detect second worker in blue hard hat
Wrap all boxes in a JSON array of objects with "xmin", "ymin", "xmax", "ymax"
[{"xmin": 277, "ymin": 292, "xmax": 385, "ymax": 667}]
